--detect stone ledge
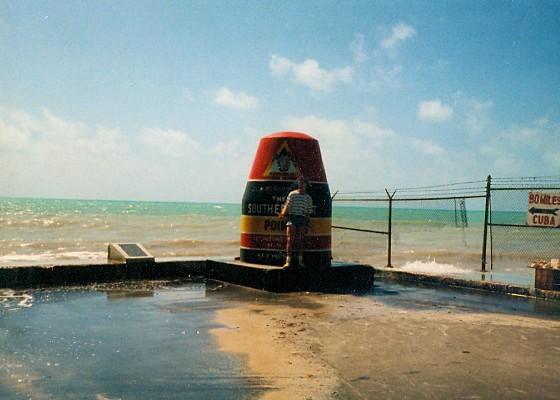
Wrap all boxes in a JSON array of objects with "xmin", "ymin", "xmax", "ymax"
[
  {"xmin": 2, "ymin": 259, "xmax": 559, "ymax": 300},
  {"xmin": 372, "ymin": 267, "xmax": 560, "ymax": 301},
  {"xmin": 0, "ymin": 260, "xmax": 205, "ymax": 289}
]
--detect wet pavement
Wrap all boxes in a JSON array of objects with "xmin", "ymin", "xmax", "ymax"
[
  {"xmin": 0, "ymin": 280, "xmax": 263, "ymax": 400},
  {"xmin": 1, "ymin": 278, "xmax": 559, "ymax": 399},
  {"xmin": 371, "ymin": 277, "xmax": 560, "ymax": 320}
]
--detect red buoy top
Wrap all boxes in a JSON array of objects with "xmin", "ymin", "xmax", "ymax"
[{"xmin": 247, "ymin": 131, "xmax": 327, "ymax": 182}]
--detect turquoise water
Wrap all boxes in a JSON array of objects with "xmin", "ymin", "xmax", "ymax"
[
  {"xmin": 0, "ymin": 197, "xmax": 553, "ymax": 285},
  {"xmin": 1, "ymin": 197, "xmax": 241, "ymax": 263},
  {"xmin": 0, "ymin": 197, "xmax": 240, "ymax": 217}
]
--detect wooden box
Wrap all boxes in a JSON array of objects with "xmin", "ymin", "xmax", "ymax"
[{"xmin": 535, "ymin": 267, "xmax": 560, "ymax": 291}]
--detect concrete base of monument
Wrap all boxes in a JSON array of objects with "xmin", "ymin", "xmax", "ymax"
[
  {"xmin": 0, "ymin": 257, "xmax": 374, "ymax": 293},
  {"xmin": 206, "ymin": 259, "xmax": 375, "ymax": 293}
]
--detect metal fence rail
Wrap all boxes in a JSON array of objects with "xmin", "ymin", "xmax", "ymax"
[
  {"xmin": 485, "ymin": 175, "xmax": 560, "ymax": 270},
  {"xmin": 332, "ymin": 175, "xmax": 560, "ymax": 272}
]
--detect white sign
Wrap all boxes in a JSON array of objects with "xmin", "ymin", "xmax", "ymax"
[{"xmin": 526, "ymin": 192, "xmax": 560, "ymax": 227}]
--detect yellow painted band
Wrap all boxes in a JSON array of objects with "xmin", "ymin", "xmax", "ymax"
[{"xmin": 240, "ymin": 215, "xmax": 331, "ymax": 235}]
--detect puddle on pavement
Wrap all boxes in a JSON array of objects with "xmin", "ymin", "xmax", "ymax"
[
  {"xmin": 371, "ymin": 280, "xmax": 560, "ymax": 318},
  {"xmin": 0, "ymin": 281, "xmax": 264, "ymax": 400},
  {"xmin": 3, "ymin": 277, "xmax": 559, "ymax": 399}
]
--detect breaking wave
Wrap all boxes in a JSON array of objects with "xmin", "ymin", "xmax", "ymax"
[
  {"xmin": 0, "ymin": 251, "xmax": 106, "ymax": 264},
  {"xmin": 397, "ymin": 260, "xmax": 472, "ymax": 275}
]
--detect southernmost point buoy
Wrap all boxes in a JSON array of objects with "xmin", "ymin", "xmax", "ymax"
[{"xmin": 240, "ymin": 132, "xmax": 331, "ymax": 268}]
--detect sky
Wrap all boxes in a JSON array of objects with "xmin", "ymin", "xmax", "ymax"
[{"xmin": 1, "ymin": 1, "xmax": 559, "ymax": 203}]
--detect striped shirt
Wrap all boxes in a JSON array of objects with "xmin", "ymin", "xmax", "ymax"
[{"xmin": 284, "ymin": 190, "xmax": 313, "ymax": 217}]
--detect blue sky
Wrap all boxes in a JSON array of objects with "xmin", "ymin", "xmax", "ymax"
[{"xmin": 1, "ymin": 1, "xmax": 559, "ymax": 202}]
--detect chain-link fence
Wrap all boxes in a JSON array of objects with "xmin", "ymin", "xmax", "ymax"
[
  {"xmin": 486, "ymin": 176, "xmax": 560, "ymax": 269},
  {"xmin": 332, "ymin": 181, "xmax": 487, "ymax": 270},
  {"xmin": 332, "ymin": 176, "xmax": 560, "ymax": 272}
]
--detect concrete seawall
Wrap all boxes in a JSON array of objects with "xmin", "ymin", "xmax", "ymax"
[
  {"xmin": 373, "ymin": 266, "xmax": 560, "ymax": 301},
  {"xmin": 1, "ymin": 259, "xmax": 559, "ymax": 300},
  {"xmin": 0, "ymin": 260, "xmax": 206, "ymax": 289},
  {"xmin": 0, "ymin": 258, "xmax": 374, "ymax": 294}
]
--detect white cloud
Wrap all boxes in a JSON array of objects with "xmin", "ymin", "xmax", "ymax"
[
  {"xmin": 282, "ymin": 114, "xmax": 394, "ymax": 144},
  {"xmin": 465, "ymin": 99, "xmax": 493, "ymax": 134},
  {"xmin": 366, "ymin": 64, "xmax": 404, "ymax": 88},
  {"xmin": 138, "ymin": 127, "xmax": 203, "ymax": 158},
  {"xmin": 278, "ymin": 113, "xmax": 494, "ymax": 191},
  {"xmin": 506, "ymin": 126, "xmax": 540, "ymax": 146},
  {"xmin": 452, "ymin": 92, "xmax": 494, "ymax": 135},
  {"xmin": 412, "ymin": 138, "xmax": 445, "ymax": 156},
  {"xmin": 0, "ymin": 107, "xmax": 137, "ymax": 199},
  {"xmin": 350, "ymin": 33, "xmax": 368, "ymax": 63},
  {"xmin": 478, "ymin": 119, "xmax": 559, "ymax": 177},
  {"xmin": 270, "ymin": 55, "xmax": 353, "ymax": 92},
  {"xmin": 418, "ymin": 99, "xmax": 454, "ymax": 122},
  {"xmin": 0, "ymin": 107, "xmax": 254, "ymax": 202},
  {"xmin": 4, "ymin": 105, "xmax": 557, "ymax": 203},
  {"xmin": 41, "ymin": 108, "xmax": 86, "ymax": 139},
  {"xmin": 280, "ymin": 114, "xmax": 397, "ymax": 190},
  {"xmin": 183, "ymin": 88, "xmax": 194, "ymax": 101},
  {"xmin": 269, "ymin": 54, "xmax": 292, "ymax": 76},
  {"xmin": 214, "ymin": 87, "xmax": 259, "ymax": 110},
  {"xmin": 380, "ymin": 23, "xmax": 416, "ymax": 50},
  {"xmin": 534, "ymin": 116, "xmax": 548, "ymax": 127},
  {"xmin": 0, "ymin": 108, "xmax": 32, "ymax": 150}
]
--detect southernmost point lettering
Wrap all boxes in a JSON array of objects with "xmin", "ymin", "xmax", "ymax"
[
  {"xmin": 247, "ymin": 203, "xmax": 282, "ymax": 215},
  {"xmin": 240, "ymin": 131, "xmax": 332, "ymax": 267}
]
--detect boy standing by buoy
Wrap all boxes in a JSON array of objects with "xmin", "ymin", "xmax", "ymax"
[{"xmin": 279, "ymin": 177, "xmax": 314, "ymax": 268}]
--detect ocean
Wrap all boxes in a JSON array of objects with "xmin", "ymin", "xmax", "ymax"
[
  {"xmin": 0, "ymin": 197, "xmax": 541, "ymax": 285},
  {"xmin": 0, "ymin": 198, "xmax": 555, "ymax": 399}
]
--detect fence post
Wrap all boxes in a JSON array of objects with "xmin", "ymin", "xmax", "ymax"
[
  {"xmin": 454, "ymin": 198, "xmax": 458, "ymax": 227},
  {"xmin": 385, "ymin": 189, "xmax": 395, "ymax": 268},
  {"xmin": 481, "ymin": 175, "xmax": 491, "ymax": 272}
]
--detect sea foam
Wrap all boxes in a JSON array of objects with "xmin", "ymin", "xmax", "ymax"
[
  {"xmin": 397, "ymin": 260, "xmax": 471, "ymax": 275},
  {"xmin": 0, "ymin": 251, "xmax": 106, "ymax": 263}
]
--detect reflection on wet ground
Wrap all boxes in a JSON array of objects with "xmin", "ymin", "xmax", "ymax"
[
  {"xmin": 1, "ymin": 278, "xmax": 559, "ymax": 399},
  {"xmin": 0, "ymin": 280, "xmax": 262, "ymax": 400},
  {"xmin": 371, "ymin": 279, "xmax": 560, "ymax": 319}
]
